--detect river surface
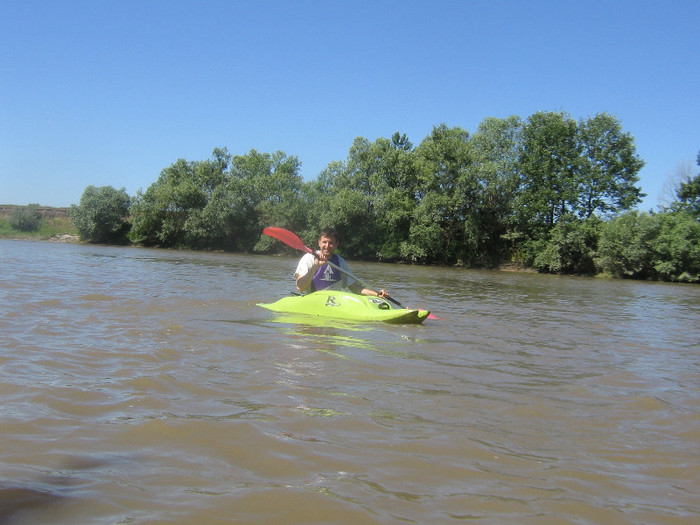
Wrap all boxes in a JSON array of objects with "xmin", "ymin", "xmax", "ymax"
[{"xmin": 1, "ymin": 239, "xmax": 698, "ymax": 524}]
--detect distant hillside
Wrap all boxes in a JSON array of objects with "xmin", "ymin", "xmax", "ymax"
[{"xmin": 0, "ymin": 205, "xmax": 70, "ymax": 218}]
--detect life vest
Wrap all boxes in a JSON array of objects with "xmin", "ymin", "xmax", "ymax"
[{"xmin": 311, "ymin": 254, "xmax": 343, "ymax": 291}]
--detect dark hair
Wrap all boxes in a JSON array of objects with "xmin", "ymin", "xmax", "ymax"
[{"xmin": 319, "ymin": 227, "xmax": 339, "ymax": 242}]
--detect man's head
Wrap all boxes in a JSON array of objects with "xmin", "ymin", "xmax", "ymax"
[{"xmin": 317, "ymin": 228, "xmax": 339, "ymax": 256}]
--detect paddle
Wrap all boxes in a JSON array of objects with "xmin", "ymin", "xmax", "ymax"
[{"xmin": 263, "ymin": 227, "xmax": 428, "ymax": 314}]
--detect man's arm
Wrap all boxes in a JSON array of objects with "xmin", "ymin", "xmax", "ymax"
[
  {"xmin": 296, "ymin": 266, "xmax": 317, "ymax": 292},
  {"xmin": 295, "ymin": 253, "xmax": 323, "ymax": 293},
  {"xmin": 349, "ymin": 281, "xmax": 387, "ymax": 297}
]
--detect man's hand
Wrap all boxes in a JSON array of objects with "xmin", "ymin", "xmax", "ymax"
[{"xmin": 313, "ymin": 250, "xmax": 329, "ymax": 265}]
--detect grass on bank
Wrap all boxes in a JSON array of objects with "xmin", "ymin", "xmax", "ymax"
[{"xmin": 0, "ymin": 213, "xmax": 77, "ymax": 240}]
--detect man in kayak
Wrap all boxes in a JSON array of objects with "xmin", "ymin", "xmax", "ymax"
[{"xmin": 295, "ymin": 228, "xmax": 388, "ymax": 298}]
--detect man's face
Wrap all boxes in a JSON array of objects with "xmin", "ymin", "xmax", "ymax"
[{"xmin": 317, "ymin": 235, "xmax": 338, "ymax": 256}]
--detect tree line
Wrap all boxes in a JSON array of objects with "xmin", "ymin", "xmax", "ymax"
[{"xmin": 68, "ymin": 111, "xmax": 700, "ymax": 283}]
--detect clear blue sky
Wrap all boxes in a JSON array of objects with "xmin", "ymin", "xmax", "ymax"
[{"xmin": 2, "ymin": 0, "xmax": 697, "ymax": 210}]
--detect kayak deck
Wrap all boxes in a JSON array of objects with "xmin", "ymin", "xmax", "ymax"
[{"xmin": 257, "ymin": 291, "xmax": 430, "ymax": 325}]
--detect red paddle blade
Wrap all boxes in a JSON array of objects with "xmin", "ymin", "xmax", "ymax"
[{"xmin": 263, "ymin": 227, "xmax": 313, "ymax": 253}]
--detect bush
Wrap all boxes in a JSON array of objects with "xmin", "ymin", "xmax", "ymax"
[
  {"xmin": 649, "ymin": 211, "xmax": 700, "ymax": 282},
  {"xmin": 9, "ymin": 204, "xmax": 42, "ymax": 232},
  {"xmin": 533, "ymin": 216, "xmax": 601, "ymax": 274},
  {"xmin": 70, "ymin": 186, "xmax": 131, "ymax": 243},
  {"xmin": 596, "ymin": 211, "xmax": 659, "ymax": 279},
  {"xmin": 597, "ymin": 210, "xmax": 700, "ymax": 282}
]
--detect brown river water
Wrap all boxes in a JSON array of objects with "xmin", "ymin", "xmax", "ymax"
[{"xmin": 1, "ymin": 239, "xmax": 698, "ymax": 524}]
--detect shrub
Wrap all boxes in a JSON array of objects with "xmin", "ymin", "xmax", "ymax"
[
  {"xmin": 597, "ymin": 210, "xmax": 700, "ymax": 282},
  {"xmin": 533, "ymin": 216, "xmax": 602, "ymax": 274},
  {"xmin": 9, "ymin": 204, "xmax": 42, "ymax": 232},
  {"xmin": 70, "ymin": 186, "xmax": 131, "ymax": 243},
  {"xmin": 649, "ymin": 211, "xmax": 700, "ymax": 282},
  {"xmin": 596, "ymin": 211, "xmax": 659, "ymax": 279}
]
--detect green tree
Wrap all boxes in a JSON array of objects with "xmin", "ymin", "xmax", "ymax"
[
  {"xmin": 518, "ymin": 111, "xmax": 581, "ymax": 234},
  {"xmin": 314, "ymin": 186, "xmax": 375, "ymax": 258},
  {"xmin": 346, "ymin": 133, "xmax": 420, "ymax": 260},
  {"xmin": 469, "ymin": 116, "xmax": 524, "ymax": 265},
  {"xmin": 533, "ymin": 215, "xmax": 602, "ymax": 274},
  {"xmin": 407, "ymin": 124, "xmax": 474, "ymax": 264},
  {"xmin": 516, "ymin": 111, "xmax": 645, "ymax": 267},
  {"xmin": 9, "ymin": 204, "xmax": 42, "ymax": 232},
  {"xmin": 70, "ymin": 186, "xmax": 131, "ymax": 243},
  {"xmin": 306, "ymin": 133, "xmax": 420, "ymax": 260},
  {"xmin": 130, "ymin": 148, "xmax": 233, "ymax": 248},
  {"xmin": 576, "ymin": 113, "xmax": 645, "ymax": 218},
  {"xmin": 232, "ymin": 149, "xmax": 305, "ymax": 252},
  {"xmin": 596, "ymin": 211, "xmax": 659, "ymax": 279},
  {"xmin": 130, "ymin": 148, "xmax": 304, "ymax": 251},
  {"xmin": 129, "ymin": 158, "xmax": 206, "ymax": 246},
  {"xmin": 307, "ymin": 158, "xmax": 375, "ymax": 259},
  {"xmin": 673, "ymin": 151, "xmax": 700, "ymax": 219},
  {"xmin": 597, "ymin": 210, "xmax": 700, "ymax": 282},
  {"xmin": 648, "ymin": 211, "xmax": 700, "ymax": 282}
]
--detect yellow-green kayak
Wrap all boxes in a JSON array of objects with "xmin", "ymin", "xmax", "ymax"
[{"xmin": 257, "ymin": 291, "xmax": 430, "ymax": 324}]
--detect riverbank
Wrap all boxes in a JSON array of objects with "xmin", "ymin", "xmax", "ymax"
[
  {"xmin": 0, "ymin": 233, "xmax": 80, "ymax": 242},
  {"xmin": 0, "ymin": 228, "xmax": 79, "ymax": 243}
]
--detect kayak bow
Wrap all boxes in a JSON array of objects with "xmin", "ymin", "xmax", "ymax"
[{"xmin": 258, "ymin": 291, "xmax": 430, "ymax": 325}]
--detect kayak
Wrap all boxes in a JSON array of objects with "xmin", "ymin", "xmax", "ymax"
[
  {"xmin": 258, "ymin": 291, "xmax": 430, "ymax": 324},
  {"xmin": 257, "ymin": 291, "xmax": 430, "ymax": 324}
]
